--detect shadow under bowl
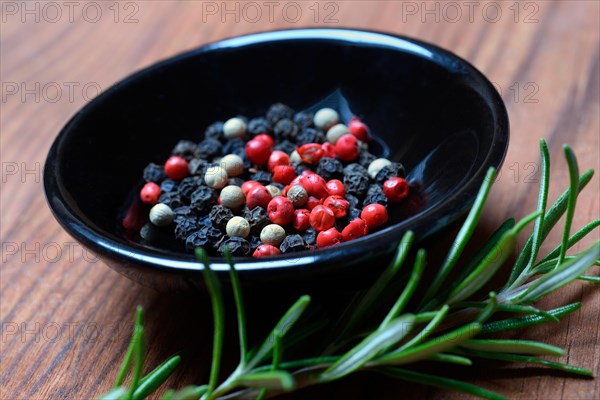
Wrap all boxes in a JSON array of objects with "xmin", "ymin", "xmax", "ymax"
[{"xmin": 44, "ymin": 28, "xmax": 508, "ymax": 290}]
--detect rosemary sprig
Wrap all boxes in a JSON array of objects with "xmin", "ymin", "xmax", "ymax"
[{"xmin": 99, "ymin": 140, "xmax": 598, "ymax": 400}]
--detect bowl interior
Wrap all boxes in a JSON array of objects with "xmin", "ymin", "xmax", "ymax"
[{"xmin": 46, "ymin": 29, "xmax": 507, "ymax": 274}]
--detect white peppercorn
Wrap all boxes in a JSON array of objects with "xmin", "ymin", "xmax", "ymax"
[
  {"xmin": 314, "ymin": 108, "xmax": 339, "ymax": 130},
  {"xmin": 220, "ymin": 185, "xmax": 245, "ymax": 209},
  {"xmin": 220, "ymin": 154, "xmax": 244, "ymax": 177},
  {"xmin": 290, "ymin": 149, "xmax": 302, "ymax": 163},
  {"xmin": 287, "ymin": 185, "xmax": 308, "ymax": 207},
  {"xmin": 149, "ymin": 203, "xmax": 174, "ymax": 227},
  {"xmin": 368, "ymin": 158, "xmax": 392, "ymax": 179},
  {"xmin": 260, "ymin": 224, "xmax": 286, "ymax": 246},
  {"xmin": 223, "ymin": 117, "xmax": 247, "ymax": 139},
  {"xmin": 226, "ymin": 216, "xmax": 250, "ymax": 238},
  {"xmin": 265, "ymin": 184, "xmax": 281, "ymax": 198},
  {"xmin": 326, "ymin": 123, "xmax": 349, "ymax": 144},
  {"xmin": 204, "ymin": 166, "xmax": 228, "ymax": 189}
]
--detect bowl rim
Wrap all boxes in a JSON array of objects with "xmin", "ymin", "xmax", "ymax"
[{"xmin": 44, "ymin": 27, "xmax": 509, "ymax": 273}]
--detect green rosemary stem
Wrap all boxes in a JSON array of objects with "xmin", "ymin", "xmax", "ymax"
[
  {"xmin": 196, "ymin": 248, "xmax": 225, "ymax": 398},
  {"xmin": 224, "ymin": 247, "xmax": 248, "ymax": 367}
]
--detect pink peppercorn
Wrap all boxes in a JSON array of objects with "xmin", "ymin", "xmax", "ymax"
[
  {"xmin": 254, "ymin": 134, "xmax": 275, "ymax": 148},
  {"xmin": 268, "ymin": 150, "xmax": 290, "ymax": 172},
  {"xmin": 317, "ymin": 227, "xmax": 343, "ymax": 248},
  {"xmin": 348, "ymin": 116, "xmax": 371, "ymax": 142},
  {"xmin": 164, "ymin": 156, "xmax": 189, "ymax": 180},
  {"xmin": 360, "ymin": 204, "xmax": 388, "ymax": 230},
  {"xmin": 326, "ymin": 179, "xmax": 346, "ymax": 197},
  {"xmin": 323, "ymin": 195, "xmax": 350, "ymax": 218},
  {"xmin": 242, "ymin": 180, "xmax": 262, "ymax": 196},
  {"xmin": 302, "ymin": 173, "xmax": 329, "ymax": 199},
  {"xmin": 292, "ymin": 209, "xmax": 311, "ymax": 231},
  {"xmin": 245, "ymin": 138, "xmax": 272, "ymax": 165},
  {"xmin": 341, "ymin": 218, "xmax": 369, "ymax": 241},
  {"xmin": 306, "ymin": 196, "xmax": 322, "ymax": 211},
  {"xmin": 297, "ymin": 143, "xmax": 324, "ymax": 165},
  {"xmin": 253, "ymin": 244, "xmax": 281, "ymax": 257},
  {"xmin": 140, "ymin": 182, "xmax": 161, "ymax": 205},
  {"xmin": 272, "ymin": 165, "xmax": 296, "ymax": 185},
  {"xmin": 383, "ymin": 177, "xmax": 409, "ymax": 203},
  {"xmin": 267, "ymin": 196, "xmax": 295, "ymax": 225},
  {"xmin": 322, "ymin": 142, "xmax": 336, "ymax": 158},
  {"xmin": 334, "ymin": 134, "xmax": 359, "ymax": 162},
  {"xmin": 246, "ymin": 185, "xmax": 271, "ymax": 210},
  {"xmin": 309, "ymin": 205, "xmax": 335, "ymax": 231}
]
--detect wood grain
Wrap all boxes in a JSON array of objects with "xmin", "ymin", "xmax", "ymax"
[{"xmin": 1, "ymin": 1, "xmax": 598, "ymax": 399}]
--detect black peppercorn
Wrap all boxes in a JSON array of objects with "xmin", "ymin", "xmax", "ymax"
[
  {"xmin": 158, "ymin": 191, "xmax": 185, "ymax": 210},
  {"xmin": 190, "ymin": 186, "xmax": 217, "ymax": 214},
  {"xmin": 266, "ymin": 103, "xmax": 294, "ymax": 124},
  {"xmin": 143, "ymin": 163, "xmax": 166, "ymax": 183},
  {"xmin": 293, "ymin": 162, "xmax": 310, "ymax": 176},
  {"xmin": 204, "ymin": 121, "xmax": 224, "ymax": 141},
  {"xmin": 218, "ymin": 236, "xmax": 251, "ymax": 256},
  {"xmin": 160, "ymin": 179, "xmax": 178, "ymax": 193},
  {"xmin": 175, "ymin": 218, "xmax": 200, "ymax": 241},
  {"xmin": 301, "ymin": 227, "xmax": 317, "ymax": 246},
  {"xmin": 249, "ymin": 235, "xmax": 262, "ymax": 251},
  {"xmin": 177, "ymin": 176, "xmax": 204, "ymax": 201},
  {"xmin": 343, "ymin": 172, "xmax": 370, "ymax": 197},
  {"xmin": 172, "ymin": 140, "xmax": 198, "ymax": 160},
  {"xmin": 222, "ymin": 138, "xmax": 246, "ymax": 158},
  {"xmin": 296, "ymin": 128, "xmax": 325, "ymax": 145},
  {"xmin": 315, "ymin": 157, "xmax": 343, "ymax": 181},
  {"xmin": 185, "ymin": 225, "xmax": 222, "ymax": 251},
  {"xmin": 173, "ymin": 206, "xmax": 197, "ymax": 225},
  {"xmin": 188, "ymin": 158, "xmax": 208, "ymax": 176},
  {"xmin": 228, "ymin": 177, "xmax": 245, "ymax": 187},
  {"xmin": 358, "ymin": 151, "xmax": 377, "ymax": 167},
  {"xmin": 195, "ymin": 138, "xmax": 222, "ymax": 159},
  {"xmin": 247, "ymin": 117, "xmax": 273, "ymax": 136},
  {"xmin": 343, "ymin": 163, "xmax": 368, "ymax": 177},
  {"xmin": 273, "ymin": 140, "xmax": 297, "ymax": 155},
  {"xmin": 243, "ymin": 206, "xmax": 270, "ymax": 235},
  {"xmin": 347, "ymin": 208, "xmax": 362, "ymax": 220},
  {"xmin": 250, "ymin": 170, "xmax": 273, "ymax": 185},
  {"xmin": 159, "ymin": 191, "xmax": 184, "ymax": 209},
  {"xmin": 209, "ymin": 205, "xmax": 235, "ymax": 231},
  {"xmin": 363, "ymin": 184, "xmax": 388, "ymax": 207},
  {"xmin": 374, "ymin": 162, "xmax": 407, "ymax": 184},
  {"xmin": 293, "ymin": 111, "xmax": 314, "ymax": 129},
  {"xmin": 280, "ymin": 234, "xmax": 310, "ymax": 253},
  {"xmin": 345, "ymin": 194, "xmax": 360, "ymax": 209},
  {"xmin": 234, "ymin": 147, "xmax": 248, "ymax": 160},
  {"xmin": 140, "ymin": 223, "xmax": 173, "ymax": 244},
  {"xmin": 273, "ymin": 119, "xmax": 299, "ymax": 142},
  {"xmin": 198, "ymin": 214, "xmax": 212, "ymax": 227},
  {"xmin": 243, "ymin": 158, "xmax": 253, "ymax": 169}
]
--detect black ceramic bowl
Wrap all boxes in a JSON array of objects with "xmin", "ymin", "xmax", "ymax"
[{"xmin": 44, "ymin": 29, "xmax": 508, "ymax": 290}]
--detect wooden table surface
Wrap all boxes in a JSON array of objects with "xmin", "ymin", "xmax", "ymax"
[{"xmin": 1, "ymin": 1, "xmax": 599, "ymax": 399}]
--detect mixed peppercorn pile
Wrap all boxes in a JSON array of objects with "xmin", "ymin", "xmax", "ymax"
[{"xmin": 130, "ymin": 103, "xmax": 409, "ymax": 257}]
